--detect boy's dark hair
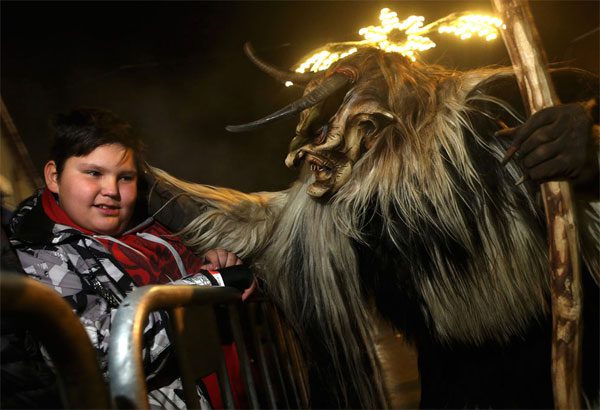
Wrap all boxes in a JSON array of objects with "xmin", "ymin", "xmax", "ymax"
[{"xmin": 50, "ymin": 108, "xmax": 145, "ymax": 175}]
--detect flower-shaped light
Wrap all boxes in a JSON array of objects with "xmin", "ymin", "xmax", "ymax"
[{"xmin": 289, "ymin": 8, "xmax": 505, "ymax": 82}]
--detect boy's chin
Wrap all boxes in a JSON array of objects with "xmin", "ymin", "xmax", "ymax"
[{"xmin": 90, "ymin": 222, "xmax": 126, "ymax": 236}]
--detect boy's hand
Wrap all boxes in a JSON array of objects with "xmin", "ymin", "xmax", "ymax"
[
  {"xmin": 201, "ymin": 248, "xmax": 243, "ymax": 270},
  {"xmin": 201, "ymin": 251, "xmax": 257, "ymax": 301},
  {"xmin": 241, "ymin": 278, "xmax": 258, "ymax": 301}
]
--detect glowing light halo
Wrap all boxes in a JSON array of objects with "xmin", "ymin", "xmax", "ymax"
[{"xmin": 286, "ymin": 8, "xmax": 505, "ymax": 86}]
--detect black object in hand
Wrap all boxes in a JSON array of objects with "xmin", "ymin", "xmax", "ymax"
[{"xmin": 203, "ymin": 265, "xmax": 253, "ymax": 291}]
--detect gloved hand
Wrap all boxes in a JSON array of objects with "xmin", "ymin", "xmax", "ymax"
[
  {"xmin": 212, "ymin": 265, "xmax": 256, "ymax": 297},
  {"xmin": 201, "ymin": 249, "xmax": 256, "ymax": 301},
  {"xmin": 498, "ymin": 100, "xmax": 598, "ymax": 187},
  {"xmin": 200, "ymin": 248, "xmax": 243, "ymax": 270},
  {"xmin": 176, "ymin": 265, "xmax": 256, "ymax": 301}
]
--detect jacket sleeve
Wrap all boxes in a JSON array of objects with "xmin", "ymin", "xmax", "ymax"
[
  {"xmin": 1, "ymin": 227, "xmax": 63, "ymax": 409},
  {"xmin": 12, "ymin": 245, "xmax": 175, "ymax": 382}
]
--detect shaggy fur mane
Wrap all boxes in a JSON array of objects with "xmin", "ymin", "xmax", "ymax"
[
  {"xmin": 330, "ymin": 53, "xmax": 549, "ymax": 345},
  {"xmin": 149, "ymin": 49, "xmax": 595, "ymax": 408}
]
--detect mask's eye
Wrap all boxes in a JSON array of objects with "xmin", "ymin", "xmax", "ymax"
[
  {"xmin": 358, "ymin": 119, "xmax": 376, "ymax": 136},
  {"xmin": 313, "ymin": 123, "xmax": 329, "ymax": 145},
  {"xmin": 355, "ymin": 112, "xmax": 395, "ymax": 150}
]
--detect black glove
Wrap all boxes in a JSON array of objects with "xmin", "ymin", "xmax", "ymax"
[
  {"xmin": 177, "ymin": 265, "xmax": 253, "ymax": 293},
  {"xmin": 499, "ymin": 101, "xmax": 598, "ymax": 187},
  {"xmin": 210, "ymin": 265, "xmax": 254, "ymax": 292}
]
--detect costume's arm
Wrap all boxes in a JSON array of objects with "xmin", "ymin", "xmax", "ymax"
[
  {"xmin": 144, "ymin": 168, "xmax": 209, "ymax": 233},
  {"xmin": 498, "ymin": 101, "xmax": 600, "ymax": 283},
  {"xmin": 141, "ymin": 164, "xmax": 287, "ymax": 262}
]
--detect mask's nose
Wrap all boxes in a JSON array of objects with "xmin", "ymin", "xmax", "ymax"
[{"xmin": 285, "ymin": 149, "xmax": 305, "ymax": 169}]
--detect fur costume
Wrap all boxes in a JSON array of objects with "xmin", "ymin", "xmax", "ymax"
[{"xmin": 150, "ymin": 48, "xmax": 599, "ymax": 408}]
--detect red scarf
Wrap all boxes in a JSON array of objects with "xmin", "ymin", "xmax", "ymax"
[
  {"xmin": 41, "ymin": 188, "xmax": 94, "ymax": 234},
  {"xmin": 41, "ymin": 188, "xmax": 204, "ymax": 285}
]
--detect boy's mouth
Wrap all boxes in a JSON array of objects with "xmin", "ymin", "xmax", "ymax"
[{"xmin": 94, "ymin": 204, "xmax": 120, "ymax": 215}]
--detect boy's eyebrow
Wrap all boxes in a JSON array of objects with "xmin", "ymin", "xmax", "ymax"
[
  {"xmin": 78, "ymin": 163, "xmax": 138, "ymax": 174},
  {"xmin": 78, "ymin": 163, "xmax": 106, "ymax": 170}
]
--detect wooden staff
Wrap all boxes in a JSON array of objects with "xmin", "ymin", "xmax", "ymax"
[{"xmin": 490, "ymin": 1, "xmax": 582, "ymax": 408}]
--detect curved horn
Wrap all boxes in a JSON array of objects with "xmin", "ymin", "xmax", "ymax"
[
  {"xmin": 244, "ymin": 42, "xmax": 315, "ymax": 86},
  {"xmin": 226, "ymin": 73, "xmax": 351, "ymax": 133}
]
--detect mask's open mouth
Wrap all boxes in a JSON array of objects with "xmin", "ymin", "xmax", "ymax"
[
  {"xmin": 286, "ymin": 148, "xmax": 352, "ymax": 198},
  {"xmin": 304, "ymin": 152, "xmax": 348, "ymax": 198},
  {"xmin": 307, "ymin": 154, "xmax": 334, "ymax": 182}
]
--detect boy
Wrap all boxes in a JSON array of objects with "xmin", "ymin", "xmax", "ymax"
[{"xmin": 5, "ymin": 108, "xmax": 251, "ymax": 409}]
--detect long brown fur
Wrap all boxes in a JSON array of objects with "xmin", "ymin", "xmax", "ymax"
[{"xmin": 149, "ymin": 49, "xmax": 598, "ymax": 408}]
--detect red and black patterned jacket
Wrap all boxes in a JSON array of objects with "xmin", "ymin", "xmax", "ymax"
[{"xmin": 6, "ymin": 188, "xmax": 246, "ymax": 409}]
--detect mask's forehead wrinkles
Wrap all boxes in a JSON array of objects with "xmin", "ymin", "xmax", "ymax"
[
  {"xmin": 299, "ymin": 86, "xmax": 350, "ymax": 131},
  {"xmin": 329, "ymin": 94, "xmax": 387, "ymax": 130}
]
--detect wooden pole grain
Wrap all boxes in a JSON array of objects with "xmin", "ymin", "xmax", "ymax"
[{"xmin": 490, "ymin": 1, "xmax": 583, "ymax": 408}]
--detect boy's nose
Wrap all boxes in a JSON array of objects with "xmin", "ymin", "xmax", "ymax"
[{"xmin": 101, "ymin": 177, "xmax": 120, "ymax": 198}]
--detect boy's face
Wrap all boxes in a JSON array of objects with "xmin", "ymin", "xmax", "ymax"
[{"xmin": 44, "ymin": 143, "xmax": 138, "ymax": 235}]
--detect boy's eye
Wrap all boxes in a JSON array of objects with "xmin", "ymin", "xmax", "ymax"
[{"xmin": 86, "ymin": 170, "xmax": 101, "ymax": 177}]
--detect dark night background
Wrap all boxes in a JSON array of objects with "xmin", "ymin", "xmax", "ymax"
[{"xmin": 2, "ymin": 1, "xmax": 598, "ymax": 193}]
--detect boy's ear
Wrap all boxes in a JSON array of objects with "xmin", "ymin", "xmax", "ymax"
[{"xmin": 44, "ymin": 161, "xmax": 59, "ymax": 194}]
